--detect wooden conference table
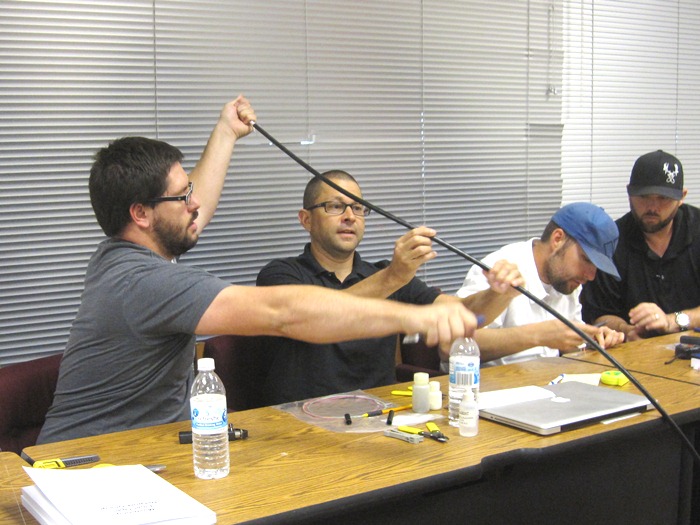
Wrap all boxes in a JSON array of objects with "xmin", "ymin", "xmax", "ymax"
[
  {"xmin": 565, "ymin": 332, "xmax": 700, "ymax": 386},
  {"xmin": 2, "ymin": 338, "xmax": 700, "ymax": 524}
]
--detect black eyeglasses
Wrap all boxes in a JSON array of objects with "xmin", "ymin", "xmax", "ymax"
[
  {"xmin": 306, "ymin": 200, "xmax": 371, "ymax": 217},
  {"xmin": 147, "ymin": 182, "xmax": 194, "ymax": 207}
]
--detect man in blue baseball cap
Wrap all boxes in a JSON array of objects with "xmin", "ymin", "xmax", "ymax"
[
  {"xmin": 582, "ymin": 150, "xmax": 700, "ymax": 340},
  {"xmin": 453, "ymin": 202, "xmax": 625, "ymax": 367}
]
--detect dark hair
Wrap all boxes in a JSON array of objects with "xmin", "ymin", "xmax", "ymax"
[
  {"xmin": 540, "ymin": 220, "xmax": 575, "ymax": 249},
  {"xmin": 89, "ymin": 137, "xmax": 183, "ymax": 236},
  {"xmin": 303, "ymin": 170, "xmax": 359, "ymax": 209},
  {"xmin": 540, "ymin": 220, "xmax": 559, "ymax": 241}
]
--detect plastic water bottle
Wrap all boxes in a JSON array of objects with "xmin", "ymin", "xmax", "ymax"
[
  {"xmin": 458, "ymin": 388, "xmax": 479, "ymax": 437},
  {"xmin": 448, "ymin": 337, "xmax": 480, "ymax": 427},
  {"xmin": 190, "ymin": 357, "xmax": 229, "ymax": 479}
]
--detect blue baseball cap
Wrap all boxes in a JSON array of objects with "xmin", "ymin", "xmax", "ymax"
[{"xmin": 551, "ymin": 202, "xmax": 621, "ymax": 281}]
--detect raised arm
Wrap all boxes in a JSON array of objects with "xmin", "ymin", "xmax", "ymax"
[
  {"xmin": 190, "ymin": 95, "xmax": 256, "ymax": 231},
  {"xmin": 343, "ymin": 226, "xmax": 438, "ymax": 298}
]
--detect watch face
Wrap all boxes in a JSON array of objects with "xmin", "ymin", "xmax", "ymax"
[{"xmin": 677, "ymin": 312, "xmax": 690, "ymax": 329}]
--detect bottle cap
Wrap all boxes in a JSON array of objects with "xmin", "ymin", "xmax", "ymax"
[
  {"xmin": 197, "ymin": 357, "xmax": 215, "ymax": 371},
  {"xmin": 461, "ymin": 388, "xmax": 476, "ymax": 403},
  {"xmin": 414, "ymin": 372, "xmax": 429, "ymax": 385},
  {"xmin": 429, "ymin": 380, "xmax": 441, "ymax": 392}
]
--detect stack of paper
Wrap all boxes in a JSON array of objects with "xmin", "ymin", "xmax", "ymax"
[{"xmin": 21, "ymin": 464, "xmax": 216, "ymax": 525}]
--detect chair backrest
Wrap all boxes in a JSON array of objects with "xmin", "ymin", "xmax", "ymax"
[
  {"xmin": 202, "ymin": 335, "xmax": 271, "ymax": 412},
  {"xmin": 395, "ymin": 338, "xmax": 444, "ymax": 383},
  {"xmin": 0, "ymin": 353, "xmax": 62, "ymax": 454}
]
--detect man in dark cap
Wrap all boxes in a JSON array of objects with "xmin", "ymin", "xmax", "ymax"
[{"xmin": 582, "ymin": 150, "xmax": 700, "ymax": 340}]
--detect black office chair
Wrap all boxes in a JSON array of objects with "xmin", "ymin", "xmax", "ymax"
[
  {"xmin": 0, "ymin": 353, "xmax": 62, "ymax": 454},
  {"xmin": 395, "ymin": 336, "xmax": 445, "ymax": 383},
  {"xmin": 202, "ymin": 335, "xmax": 272, "ymax": 412}
]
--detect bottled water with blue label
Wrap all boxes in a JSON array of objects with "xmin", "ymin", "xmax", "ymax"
[
  {"xmin": 448, "ymin": 338, "xmax": 480, "ymax": 427},
  {"xmin": 190, "ymin": 357, "xmax": 229, "ymax": 479}
]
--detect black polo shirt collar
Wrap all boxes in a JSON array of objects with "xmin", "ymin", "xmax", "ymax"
[{"xmin": 297, "ymin": 243, "xmax": 377, "ymax": 286}]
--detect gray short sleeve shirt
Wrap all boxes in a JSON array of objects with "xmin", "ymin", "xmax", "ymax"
[{"xmin": 38, "ymin": 239, "xmax": 228, "ymax": 443}]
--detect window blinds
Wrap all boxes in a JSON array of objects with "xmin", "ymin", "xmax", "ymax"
[
  {"xmin": 561, "ymin": 0, "xmax": 700, "ymax": 218},
  {"xmin": 4, "ymin": 1, "xmax": 696, "ymax": 364}
]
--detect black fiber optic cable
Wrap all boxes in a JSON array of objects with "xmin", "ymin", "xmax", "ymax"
[{"xmin": 251, "ymin": 121, "xmax": 700, "ymax": 466}]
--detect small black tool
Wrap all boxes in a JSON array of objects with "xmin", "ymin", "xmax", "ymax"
[
  {"xmin": 179, "ymin": 425, "xmax": 248, "ymax": 444},
  {"xmin": 679, "ymin": 335, "xmax": 700, "ymax": 346},
  {"xmin": 666, "ymin": 343, "xmax": 700, "ymax": 364}
]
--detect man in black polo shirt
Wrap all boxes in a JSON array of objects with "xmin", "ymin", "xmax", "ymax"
[
  {"xmin": 256, "ymin": 170, "xmax": 523, "ymax": 404},
  {"xmin": 582, "ymin": 150, "xmax": 700, "ymax": 340}
]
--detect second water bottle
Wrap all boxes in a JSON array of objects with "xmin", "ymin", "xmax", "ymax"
[{"xmin": 447, "ymin": 337, "xmax": 480, "ymax": 427}]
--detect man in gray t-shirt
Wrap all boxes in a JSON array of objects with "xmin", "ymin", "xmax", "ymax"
[
  {"xmin": 38, "ymin": 96, "xmax": 481, "ymax": 444},
  {"xmin": 39, "ymin": 240, "xmax": 227, "ymax": 442}
]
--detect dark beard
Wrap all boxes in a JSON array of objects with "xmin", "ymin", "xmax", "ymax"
[
  {"xmin": 153, "ymin": 215, "xmax": 198, "ymax": 257},
  {"xmin": 544, "ymin": 239, "xmax": 578, "ymax": 295},
  {"xmin": 547, "ymin": 273, "xmax": 577, "ymax": 295},
  {"xmin": 632, "ymin": 209, "xmax": 677, "ymax": 234}
]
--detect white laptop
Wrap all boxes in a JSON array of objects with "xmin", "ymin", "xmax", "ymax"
[{"xmin": 478, "ymin": 381, "xmax": 653, "ymax": 435}]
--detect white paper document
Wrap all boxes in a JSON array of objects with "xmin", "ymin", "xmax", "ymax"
[{"xmin": 22, "ymin": 464, "xmax": 216, "ymax": 525}]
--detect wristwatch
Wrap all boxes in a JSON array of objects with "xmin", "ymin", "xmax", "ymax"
[{"xmin": 675, "ymin": 311, "xmax": 690, "ymax": 331}]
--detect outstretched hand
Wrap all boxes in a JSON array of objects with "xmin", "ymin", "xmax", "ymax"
[{"xmin": 404, "ymin": 301, "xmax": 477, "ymax": 352}]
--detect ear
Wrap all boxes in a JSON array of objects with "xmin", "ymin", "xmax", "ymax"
[
  {"xmin": 298, "ymin": 209, "xmax": 312, "ymax": 232},
  {"xmin": 550, "ymin": 227, "xmax": 567, "ymax": 250},
  {"xmin": 681, "ymin": 189, "xmax": 688, "ymax": 203},
  {"xmin": 129, "ymin": 202, "xmax": 152, "ymax": 229}
]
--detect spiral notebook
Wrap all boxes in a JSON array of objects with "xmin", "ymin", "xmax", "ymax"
[{"xmin": 479, "ymin": 381, "xmax": 653, "ymax": 436}]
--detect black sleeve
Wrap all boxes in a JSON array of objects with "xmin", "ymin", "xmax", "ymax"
[
  {"xmin": 581, "ymin": 271, "xmax": 628, "ymax": 323},
  {"xmin": 391, "ymin": 276, "xmax": 442, "ymax": 305},
  {"xmin": 256, "ymin": 259, "xmax": 306, "ymax": 287}
]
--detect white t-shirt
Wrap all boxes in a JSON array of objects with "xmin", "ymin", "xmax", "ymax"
[{"xmin": 456, "ymin": 238, "xmax": 582, "ymax": 367}]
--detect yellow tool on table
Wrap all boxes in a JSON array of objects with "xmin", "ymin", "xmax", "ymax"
[
  {"xmin": 32, "ymin": 455, "xmax": 100, "ymax": 468},
  {"xmin": 397, "ymin": 422, "xmax": 449, "ymax": 443}
]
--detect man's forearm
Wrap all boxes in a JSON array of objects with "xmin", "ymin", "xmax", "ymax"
[
  {"xmin": 595, "ymin": 314, "xmax": 633, "ymax": 336},
  {"xmin": 342, "ymin": 267, "xmax": 410, "ymax": 298},
  {"xmin": 459, "ymin": 289, "xmax": 513, "ymax": 325},
  {"xmin": 471, "ymin": 325, "xmax": 542, "ymax": 361}
]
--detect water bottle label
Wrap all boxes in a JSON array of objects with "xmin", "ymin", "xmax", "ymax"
[
  {"xmin": 191, "ymin": 394, "xmax": 228, "ymax": 435},
  {"xmin": 450, "ymin": 359, "xmax": 480, "ymax": 387}
]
